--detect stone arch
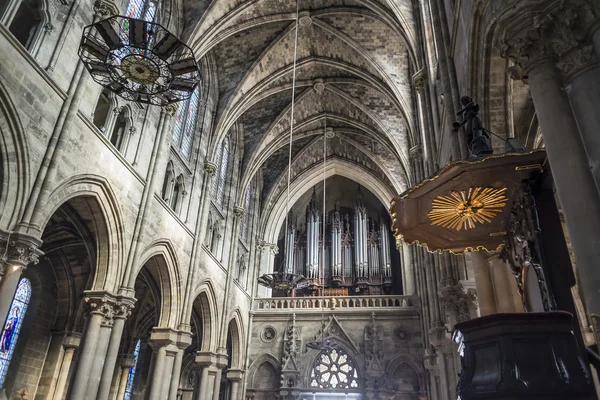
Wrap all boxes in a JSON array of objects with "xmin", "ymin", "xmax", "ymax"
[
  {"xmin": 227, "ymin": 309, "xmax": 245, "ymax": 369},
  {"xmin": 134, "ymin": 240, "xmax": 183, "ymax": 328},
  {"xmin": 189, "ymin": 280, "xmax": 219, "ymax": 352},
  {"xmin": 34, "ymin": 175, "xmax": 126, "ymax": 292},
  {"xmin": 0, "ymin": 78, "xmax": 29, "ymax": 228},
  {"xmin": 260, "ymin": 159, "xmax": 396, "ymax": 245},
  {"xmin": 385, "ymin": 354, "xmax": 426, "ymax": 392},
  {"xmin": 247, "ymin": 353, "xmax": 281, "ymax": 389}
]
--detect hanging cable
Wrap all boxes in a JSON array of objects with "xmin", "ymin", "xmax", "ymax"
[{"xmin": 282, "ymin": 0, "xmax": 301, "ymax": 274}]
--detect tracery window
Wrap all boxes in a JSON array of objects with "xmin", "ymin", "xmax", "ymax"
[
  {"xmin": 310, "ymin": 347, "xmax": 359, "ymax": 389},
  {"xmin": 0, "ymin": 278, "xmax": 32, "ymax": 387},
  {"xmin": 172, "ymin": 87, "xmax": 200, "ymax": 159},
  {"xmin": 240, "ymin": 183, "xmax": 253, "ymax": 243},
  {"xmin": 123, "ymin": 339, "xmax": 141, "ymax": 400},
  {"xmin": 212, "ymin": 137, "xmax": 230, "ymax": 209}
]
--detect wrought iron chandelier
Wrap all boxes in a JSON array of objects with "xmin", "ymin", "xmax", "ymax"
[
  {"xmin": 78, "ymin": 15, "xmax": 200, "ymax": 105},
  {"xmin": 257, "ymin": 0, "xmax": 307, "ymax": 292}
]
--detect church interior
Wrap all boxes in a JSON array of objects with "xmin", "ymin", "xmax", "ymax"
[{"xmin": 0, "ymin": 0, "xmax": 599, "ymax": 399}]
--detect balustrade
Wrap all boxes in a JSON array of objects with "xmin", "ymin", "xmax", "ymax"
[{"xmin": 253, "ymin": 295, "xmax": 417, "ymax": 310}]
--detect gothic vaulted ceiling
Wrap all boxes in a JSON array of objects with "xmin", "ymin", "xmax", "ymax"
[{"xmin": 182, "ymin": 0, "xmax": 419, "ymax": 220}]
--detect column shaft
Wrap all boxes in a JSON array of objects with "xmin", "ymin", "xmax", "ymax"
[
  {"xmin": 53, "ymin": 346, "xmax": 76, "ymax": 400},
  {"xmin": 148, "ymin": 347, "xmax": 168, "ymax": 400},
  {"xmin": 70, "ymin": 312, "xmax": 103, "ymax": 398},
  {"xmin": 467, "ymin": 251, "xmax": 497, "ymax": 316},
  {"xmin": 212, "ymin": 369, "xmax": 223, "ymax": 400},
  {"xmin": 97, "ymin": 316, "xmax": 127, "ymax": 400},
  {"xmin": 115, "ymin": 367, "xmax": 130, "ymax": 400},
  {"xmin": 528, "ymin": 60, "xmax": 600, "ymax": 315},
  {"xmin": 196, "ymin": 366, "xmax": 210, "ymax": 400},
  {"xmin": 168, "ymin": 349, "xmax": 185, "ymax": 400},
  {"xmin": 160, "ymin": 351, "xmax": 176, "ymax": 400},
  {"xmin": 86, "ymin": 324, "xmax": 113, "ymax": 398}
]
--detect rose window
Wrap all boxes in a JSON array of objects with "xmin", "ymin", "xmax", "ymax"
[{"xmin": 310, "ymin": 348, "xmax": 359, "ymax": 389}]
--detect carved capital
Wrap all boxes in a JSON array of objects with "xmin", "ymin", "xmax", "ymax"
[
  {"xmin": 204, "ymin": 161, "xmax": 217, "ymax": 175},
  {"xmin": 128, "ymin": 126, "xmax": 137, "ymax": 135},
  {"xmin": 496, "ymin": 0, "xmax": 599, "ymax": 80},
  {"xmin": 0, "ymin": 231, "xmax": 43, "ymax": 272},
  {"xmin": 233, "ymin": 206, "xmax": 245, "ymax": 218},
  {"xmin": 269, "ymin": 244, "xmax": 279, "ymax": 255},
  {"xmin": 439, "ymin": 284, "xmax": 477, "ymax": 323},
  {"xmin": 412, "ymin": 69, "xmax": 428, "ymax": 92},
  {"xmin": 112, "ymin": 296, "xmax": 136, "ymax": 320},
  {"xmin": 93, "ymin": 0, "xmax": 119, "ymax": 19},
  {"xmin": 84, "ymin": 293, "xmax": 116, "ymax": 327},
  {"xmin": 163, "ymin": 103, "xmax": 178, "ymax": 117},
  {"xmin": 255, "ymin": 239, "xmax": 268, "ymax": 252}
]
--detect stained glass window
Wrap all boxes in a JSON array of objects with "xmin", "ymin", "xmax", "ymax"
[
  {"xmin": 240, "ymin": 184, "xmax": 253, "ymax": 243},
  {"xmin": 310, "ymin": 347, "xmax": 359, "ymax": 389},
  {"xmin": 0, "ymin": 278, "xmax": 32, "ymax": 387},
  {"xmin": 124, "ymin": 339, "xmax": 141, "ymax": 400},
  {"xmin": 172, "ymin": 86, "xmax": 201, "ymax": 159},
  {"xmin": 125, "ymin": 0, "xmax": 157, "ymax": 21}
]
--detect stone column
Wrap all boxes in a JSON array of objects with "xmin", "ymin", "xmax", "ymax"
[
  {"xmin": 194, "ymin": 352, "xmax": 216, "ymax": 400},
  {"xmin": 97, "ymin": 298, "xmax": 136, "ymax": 400},
  {"xmin": 212, "ymin": 353, "xmax": 229, "ymax": 400},
  {"xmin": 487, "ymin": 253, "xmax": 523, "ymax": 313},
  {"xmin": 465, "ymin": 251, "xmax": 496, "ymax": 316},
  {"xmin": 115, "ymin": 355, "xmax": 136, "ymax": 400},
  {"xmin": 227, "ymin": 369, "xmax": 244, "ymax": 400},
  {"xmin": 168, "ymin": 332, "xmax": 193, "ymax": 400},
  {"xmin": 497, "ymin": 0, "xmax": 600, "ymax": 317},
  {"xmin": 0, "ymin": 231, "xmax": 42, "ymax": 330},
  {"xmin": 70, "ymin": 295, "xmax": 114, "ymax": 399},
  {"xmin": 51, "ymin": 334, "xmax": 81, "ymax": 400},
  {"xmin": 147, "ymin": 328, "xmax": 179, "ymax": 400},
  {"xmin": 397, "ymin": 239, "xmax": 416, "ymax": 295}
]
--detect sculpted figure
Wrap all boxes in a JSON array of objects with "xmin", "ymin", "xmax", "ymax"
[{"xmin": 453, "ymin": 96, "xmax": 493, "ymax": 157}]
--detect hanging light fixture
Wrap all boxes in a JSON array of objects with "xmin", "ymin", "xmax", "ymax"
[
  {"xmin": 305, "ymin": 118, "xmax": 337, "ymax": 352},
  {"xmin": 78, "ymin": 15, "xmax": 200, "ymax": 105},
  {"xmin": 257, "ymin": 0, "xmax": 307, "ymax": 292}
]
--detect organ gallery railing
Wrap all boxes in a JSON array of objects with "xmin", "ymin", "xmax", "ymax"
[{"xmin": 253, "ymin": 295, "xmax": 417, "ymax": 311}]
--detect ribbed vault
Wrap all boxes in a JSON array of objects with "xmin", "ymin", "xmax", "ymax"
[{"xmin": 182, "ymin": 0, "xmax": 419, "ymax": 219}]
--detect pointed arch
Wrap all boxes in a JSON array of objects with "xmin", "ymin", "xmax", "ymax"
[
  {"xmin": 35, "ymin": 175, "xmax": 126, "ymax": 292},
  {"xmin": 227, "ymin": 309, "xmax": 245, "ymax": 369},
  {"xmin": 134, "ymin": 239, "xmax": 183, "ymax": 328},
  {"xmin": 385, "ymin": 354, "xmax": 426, "ymax": 391},
  {"xmin": 247, "ymin": 353, "xmax": 281, "ymax": 388},
  {"xmin": 189, "ymin": 280, "xmax": 219, "ymax": 352},
  {"xmin": 0, "ymin": 79, "xmax": 30, "ymax": 228}
]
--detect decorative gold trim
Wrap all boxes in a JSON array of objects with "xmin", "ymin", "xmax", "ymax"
[
  {"xmin": 515, "ymin": 164, "xmax": 543, "ymax": 172},
  {"xmin": 394, "ymin": 232, "xmax": 505, "ymax": 255}
]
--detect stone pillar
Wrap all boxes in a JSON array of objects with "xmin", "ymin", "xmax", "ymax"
[
  {"xmin": 70, "ymin": 295, "xmax": 114, "ymax": 399},
  {"xmin": 147, "ymin": 328, "xmax": 179, "ymax": 400},
  {"xmin": 97, "ymin": 298, "xmax": 136, "ymax": 400},
  {"xmin": 487, "ymin": 253, "xmax": 523, "ymax": 313},
  {"xmin": 212, "ymin": 353, "xmax": 229, "ymax": 400},
  {"xmin": 51, "ymin": 334, "xmax": 81, "ymax": 400},
  {"xmin": 227, "ymin": 369, "xmax": 244, "ymax": 400},
  {"xmin": 115, "ymin": 354, "xmax": 136, "ymax": 400},
  {"xmin": 497, "ymin": 0, "xmax": 600, "ymax": 317},
  {"xmin": 168, "ymin": 332, "xmax": 193, "ymax": 400},
  {"xmin": 465, "ymin": 251, "xmax": 496, "ymax": 316},
  {"xmin": 194, "ymin": 352, "xmax": 216, "ymax": 400},
  {"xmin": 0, "ymin": 231, "xmax": 42, "ymax": 331},
  {"xmin": 397, "ymin": 239, "xmax": 416, "ymax": 295}
]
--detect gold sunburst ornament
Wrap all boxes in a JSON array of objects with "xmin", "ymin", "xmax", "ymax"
[{"xmin": 428, "ymin": 187, "xmax": 508, "ymax": 231}]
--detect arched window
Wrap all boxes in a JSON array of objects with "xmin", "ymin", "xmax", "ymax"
[
  {"xmin": 93, "ymin": 88, "xmax": 113, "ymax": 132},
  {"xmin": 161, "ymin": 161, "xmax": 175, "ymax": 203},
  {"xmin": 124, "ymin": 339, "xmax": 141, "ymax": 400},
  {"xmin": 125, "ymin": 0, "xmax": 158, "ymax": 22},
  {"xmin": 171, "ymin": 175, "xmax": 185, "ymax": 214},
  {"xmin": 0, "ymin": 278, "xmax": 32, "ymax": 387},
  {"xmin": 212, "ymin": 138, "xmax": 230, "ymax": 209},
  {"xmin": 240, "ymin": 184, "xmax": 253, "ymax": 243},
  {"xmin": 110, "ymin": 108, "xmax": 127, "ymax": 150},
  {"xmin": 8, "ymin": 0, "xmax": 43, "ymax": 50},
  {"xmin": 172, "ymin": 87, "xmax": 200, "ymax": 159},
  {"xmin": 310, "ymin": 347, "xmax": 359, "ymax": 389}
]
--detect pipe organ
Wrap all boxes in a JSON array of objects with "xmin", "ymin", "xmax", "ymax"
[{"xmin": 283, "ymin": 189, "xmax": 395, "ymax": 295}]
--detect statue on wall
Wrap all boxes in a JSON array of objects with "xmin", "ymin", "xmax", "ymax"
[{"xmin": 453, "ymin": 96, "xmax": 493, "ymax": 157}]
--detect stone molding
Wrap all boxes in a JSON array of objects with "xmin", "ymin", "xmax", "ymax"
[
  {"xmin": 204, "ymin": 161, "xmax": 217, "ymax": 175},
  {"xmin": 438, "ymin": 284, "xmax": 477, "ymax": 324},
  {"xmin": 412, "ymin": 69, "xmax": 428, "ymax": 92},
  {"xmin": 226, "ymin": 368, "xmax": 245, "ymax": 382},
  {"xmin": 233, "ymin": 206, "xmax": 245, "ymax": 218},
  {"xmin": 93, "ymin": 0, "xmax": 119, "ymax": 18},
  {"xmin": 195, "ymin": 351, "xmax": 217, "ymax": 366},
  {"xmin": 496, "ymin": 0, "xmax": 599, "ymax": 81}
]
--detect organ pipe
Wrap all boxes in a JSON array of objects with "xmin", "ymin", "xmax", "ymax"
[
  {"xmin": 367, "ymin": 221, "xmax": 380, "ymax": 277},
  {"xmin": 354, "ymin": 190, "xmax": 368, "ymax": 278},
  {"xmin": 306, "ymin": 189, "xmax": 320, "ymax": 279},
  {"xmin": 380, "ymin": 219, "xmax": 391, "ymax": 277}
]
